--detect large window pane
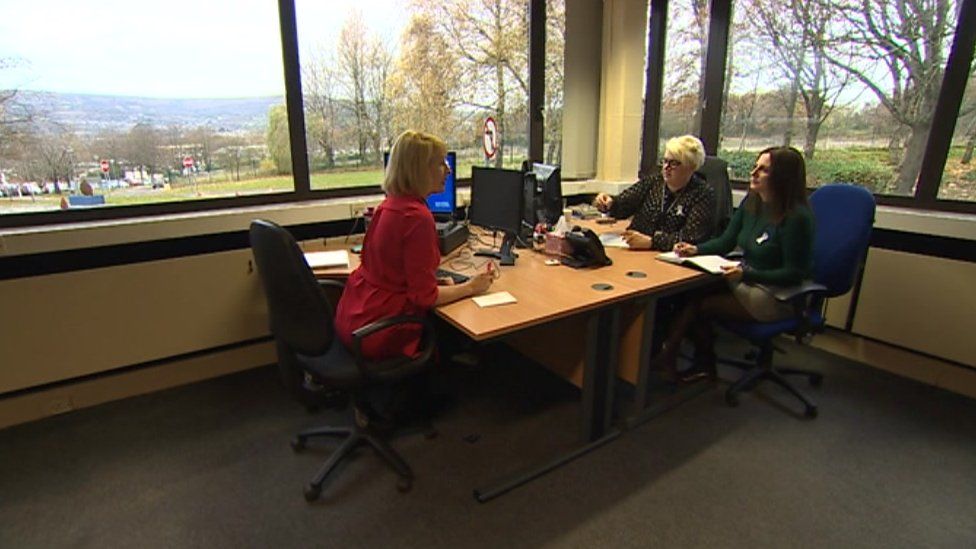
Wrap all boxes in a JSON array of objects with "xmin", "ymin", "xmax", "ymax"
[
  {"xmin": 544, "ymin": 0, "xmax": 566, "ymax": 166},
  {"xmin": 298, "ymin": 0, "xmax": 531, "ymax": 189},
  {"xmin": 0, "ymin": 0, "xmax": 288, "ymax": 215},
  {"xmin": 940, "ymin": 60, "xmax": 976, "ymax": 202},
  {"xmin": 659, "ymin": 0, "xmax": 708, "ymax": 146},
  {"xmin": 720, "ymin": 0, "xmax": 957, "ymax": 197}
]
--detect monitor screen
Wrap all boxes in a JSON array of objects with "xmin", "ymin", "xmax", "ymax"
[
  {"xmin": 383, "ymin": 150, "xmax": 457, "ymax": 217},
  {"xmin": 532, "ymin": 162, "xmax": 562, "ymax": 224},
  {"xmin": 427, "ymin": 152, "xmax": 457, "ymax": 216},
  {"xmin": 469, "ymin": 166, "xmax": 524, "ymax": 235}
]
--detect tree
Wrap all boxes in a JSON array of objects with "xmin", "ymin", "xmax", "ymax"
[
  {"xmin": 417, "ymin": 0, "xmax": 530, "ymax": 167},
  {"xmin": 747, "ymin": 0, "xmax": 851, "ymax": 160},
  {"xmin": 544, "ymin": 0, "xmax": 565, "ymax": 164},
  {"xmin": 337, "ymin": 12, "xmax": 374, "ymax": 165},
  {"xmin": 302, "ymin": 51, "xmax": 341, "ymax": 168},
  {"xmin": 125, "ymin": 122, "xmax": 163, "ymax": 183},
  {"xmin": 266, "ymin": 104, "xmax": 292, "ymax": 175},
  {"xmin": 390, "ymin": 10, "xmax": 464, "ymax": 143},
  {"xmin": 825, "ymin": 0, "xmax": 958, "ymax": 193}
]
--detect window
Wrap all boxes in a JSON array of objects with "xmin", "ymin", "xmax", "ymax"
[
  {"xmin": 544, "ymin": 0, "xmax": 566, "ymax": 167},
  {"xmin": 659, "ymin": 0, "xmax": 708, "ymax": 146},
  {"xmin": 297, "ymin": 0, "xmax": 532, "ymax": 188},
  {"xmin": 940, "ymin": 60, "xmax": 976, "ymax": 202},
  {"xmin": 719, "ymin": 0, "xmax": 958, "ymax": 197},
  {"xmin": 0, "ymin": 0, "xmax": 289, "ymax": 215}
]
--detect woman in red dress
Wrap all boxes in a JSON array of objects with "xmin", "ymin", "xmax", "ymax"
[{"xmin": 335, "ymin": 130, "xmax": 493, "ymax": 360}]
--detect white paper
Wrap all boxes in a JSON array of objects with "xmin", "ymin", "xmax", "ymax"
[
  {"xmin": 656, "ymin": 251, "xmax": 683, "ymax": 264},
  {"xmin": 598, "ymin": 232, "xmax": 630, "ymax": 249},
  {"xmin": 304, "ymin": 250, "xmax": 350, "ymax": 269},
  {"xmin": 552, "ymin": 215, "xmax": 571, "ymax": 236},
  {"xmin": 472, "ymin": 291, "xmax": 518, "ymax": 308}
]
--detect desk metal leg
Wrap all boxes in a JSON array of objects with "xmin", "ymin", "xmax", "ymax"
[
  {"xmin": 633, "ymin": 296, "xmax": 659, "ymax": 411},
  {"xmin": 581, "ymin": 306, "xmax": 621, "ymax": 442},
  {"xmin": 473, "ymin": 306, "xmax": 623, "ymax": 503}
]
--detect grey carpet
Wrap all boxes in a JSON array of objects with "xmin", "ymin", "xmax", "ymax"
[{"xmin": 1, "ymin": 337, "xmax": 974, "ymax": 548}]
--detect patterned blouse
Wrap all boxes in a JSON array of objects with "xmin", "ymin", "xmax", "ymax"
[{"xmin": 608, "ymin": 173, "xmax": 716, "ymax": 251}]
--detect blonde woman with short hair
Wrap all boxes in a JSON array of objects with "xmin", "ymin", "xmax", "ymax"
[
  {"xmin": 593, "ymin": 134, "xmax": 716, "ymax": 250},
  {"xmin": 335, "ymin": 130, "xmax": 493, "ymax": 360}
]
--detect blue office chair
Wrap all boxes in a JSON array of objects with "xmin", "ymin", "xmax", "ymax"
[{"xmin": 718, "ymin": 184, "xmax": 876, "ymax": 418}]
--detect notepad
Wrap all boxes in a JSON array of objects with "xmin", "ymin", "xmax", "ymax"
[
  {"xmin": 656, "ymin": 251, "xmax": 739, "ymax": 275},
  {"xmin": 472, "ymin": 291, "xmax": 518, "ymax": 308},
  {"xmin": 598, "ymin": 232, "xmax": 630, "ymax": 249},
  {"xmin": 304, "ymin": 250, "xmax": 350, "ymax": 269}
]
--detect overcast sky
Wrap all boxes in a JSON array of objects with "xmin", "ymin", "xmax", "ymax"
[{"xmin": 0, "ymin": 0, "xmax": 407, "ymax": 98}]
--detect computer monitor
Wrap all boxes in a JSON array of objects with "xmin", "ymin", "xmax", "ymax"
[
  {"xmin": 532, "ymin": 162, "xmax": 562, "ymax": 225},
  {"xmin": 469, "ymin": 166, "xmax": 525, "ymax": 265},
  {"xmin": 383, "ymin": 150, "xmax": 457, "ymax": 220}
]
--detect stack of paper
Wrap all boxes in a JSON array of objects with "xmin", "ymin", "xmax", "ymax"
[{"xmin": 656, "ymin": 251, "xmax": 739, "ymax": 275}]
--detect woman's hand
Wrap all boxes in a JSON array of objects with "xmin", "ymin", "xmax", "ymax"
[
  {"xmin": 673, "ymin": 242, "xmax": 698, "ymax": 257},
  {"xmin": 467, "ymin": 272, "xmax": 494, "ymax": 295},
  {"xmin": 621, "ymin": 230, "xmax": 652, "ymax": 250},
  {"xmin": 594, "ymin": 193, "xmax": 613, "ymax": 213},
  {"xmin": 720, "ymin": 265, "xmax": 743, "ymax": 283}
]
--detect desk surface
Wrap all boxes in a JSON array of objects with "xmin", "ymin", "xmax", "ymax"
[{"xmin": 311, "ymin": 221, "xmax": 709, "ymax": 341}]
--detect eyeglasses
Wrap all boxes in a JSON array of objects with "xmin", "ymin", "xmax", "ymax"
[{"xmin": 661, "ymin": 158, "xmax": 682, "ymax": 169}]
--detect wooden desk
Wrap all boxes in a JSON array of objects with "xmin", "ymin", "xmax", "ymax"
[
  {"xmin": 309, "ymin": 222, "xmax": 711, "ymax": 431},
  {"xmin": 310, "ymin": 222, "xmax": 713, "ymax": 501}
]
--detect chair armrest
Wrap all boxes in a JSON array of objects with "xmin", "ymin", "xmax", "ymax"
[
  {"xmin": 318, "ymin": 279, "xmax": 346, "ymax": 291},
  {"xmin": 350, "ymin": 315, "xmax": 436, "ymax": 379},
  {"xmin": 757, "ymin": 281, "xmax": 827, "ymax": 302}
]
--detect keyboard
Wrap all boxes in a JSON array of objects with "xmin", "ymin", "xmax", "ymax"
[{"xmin": 436, "ymin": 268, "xmax": 470, "ymax": 284}]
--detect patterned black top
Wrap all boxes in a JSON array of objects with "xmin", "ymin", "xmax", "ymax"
[{"xmin": 608, "ymin": 173, "xmax": 716, "ymax": 251}]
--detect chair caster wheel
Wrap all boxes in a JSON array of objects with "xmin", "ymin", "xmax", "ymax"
[
  {"xmin": 396, "ymin": 477, "xmax": 413, "ymax": 493},
  {"xmin": 303, "ymin": 483, "xmax": 321, "ymax": 502},
  {"xmin": 725, "ymin": 392, "xmax": 739, "ymax": 407},
  {"xmin": 805, "ymin": 406, "xmax": 818, "ymax": 419},
  {"xmin": 290, "ymin": 437, "xmax": 306, "ymax": 452},
  {"xmin": 809, "ymin": 374, "xmax": 823, "ymax": 388}
]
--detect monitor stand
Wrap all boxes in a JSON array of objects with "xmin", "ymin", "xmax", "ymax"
[{"xmin": 473, "ymin": 232, "xmax": 518, "ymax": 266}]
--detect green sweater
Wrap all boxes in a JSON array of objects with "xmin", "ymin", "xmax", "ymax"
[{"xmin": 697, "ymin": 202, "xmax": 815, "ymax": 286}]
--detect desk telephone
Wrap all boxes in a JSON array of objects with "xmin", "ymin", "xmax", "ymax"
[{"xmin": 562, "ymin": 227, "xmax": 613, "ymax": 269}]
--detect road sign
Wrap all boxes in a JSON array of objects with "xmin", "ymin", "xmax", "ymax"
[
  {"xmin": 483, "ymin": 117, "xmax": 498, "ymax": 159},
  {"xmin": 100, "ymin": 159, "xmax": 110, "ymax": 173},
  {"xmin": 183, "ymin": 156, "xmax": 194, "ymax": 168}
]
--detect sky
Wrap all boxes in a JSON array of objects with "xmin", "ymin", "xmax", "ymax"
[{"xmin": 0, "ymin": 0, "xmax": 408, "ymax": 99}]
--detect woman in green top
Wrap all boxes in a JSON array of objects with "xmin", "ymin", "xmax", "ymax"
[{"xmin": 659, "ymin": 146, "xmax": 815, "ymax": 382}]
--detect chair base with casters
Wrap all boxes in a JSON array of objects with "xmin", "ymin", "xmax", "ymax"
[
  {"xmin": 717, "ymin": 336, "xmax": 822, "ymax": 418},
  {"xmin": 291, "ymin": 392, "xmax": 430, "ymax": 502}
]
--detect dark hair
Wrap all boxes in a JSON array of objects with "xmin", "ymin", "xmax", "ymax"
[{"xmin": 746, "ymin": 146, "xmax": 808, "ymax": 222}]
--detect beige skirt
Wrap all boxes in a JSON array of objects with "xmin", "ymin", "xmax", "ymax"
[{"xmin": 729, "ymin": 281, "xmax": 794, "ymax": 322}]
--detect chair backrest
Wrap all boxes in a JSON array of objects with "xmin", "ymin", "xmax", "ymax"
[
  {"xmin": 809, "ymin": 184, "xmax": 876, "ymax": 297},
  {"xmin": 249, "ymin": 219, "xmax": 335, "ymax": 356},
  {"xmin": 696, "ymin": 155, "xmax": 733, "ymax": 236}
]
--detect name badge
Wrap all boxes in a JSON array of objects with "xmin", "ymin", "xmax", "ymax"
[
  {"xmin": 674, "ymin": 204, "xmax": 685, "ymax": 216},
  {"xmin": 756, "ymin": 231, "xmax": 769, "ymax": 245}
]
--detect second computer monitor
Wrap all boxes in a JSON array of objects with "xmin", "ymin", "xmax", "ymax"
[
  {"xmin": 532, "ymin": 162, "xmax": 562, "ymax": 224},
  {"xmin": 469, "ymin": 166, "xmax": 525, "ymax": 265}
]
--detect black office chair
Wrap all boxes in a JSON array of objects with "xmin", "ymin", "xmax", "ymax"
[
  {"xmin": 695, "ymin": 155, "xmax": 733, "ymax": 236},
  {"xmin": 717, "ymin": 184, "xmax": 876, "ymax": 417},
  {"xmin": 249, "ymin": 219, "xmax": 436, "ymax": 501}
]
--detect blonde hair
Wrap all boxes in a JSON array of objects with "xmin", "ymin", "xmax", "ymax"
[
  {"xmin": 664, "ymin": 135, "xmax": 706, "ymax": 171},
  {"xmin": 383, "ymin": 130, "xmax": 447, "ymax": 197}
]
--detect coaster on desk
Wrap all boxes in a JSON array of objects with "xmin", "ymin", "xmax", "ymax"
[
  {"xmin": 591, "ymin": 283, "xmax": 614, "ymax": 291},
  {"xmin": 626, "ymin": 270, "xmax": 647, "ymax": 278}
]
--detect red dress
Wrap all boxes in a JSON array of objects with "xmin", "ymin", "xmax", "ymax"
[{"xmin": 335, "ymin": 194, "xmax": 440, "ymax": 360}]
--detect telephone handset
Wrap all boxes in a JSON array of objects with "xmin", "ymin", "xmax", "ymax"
[{"xmin": 561, "ymin": 227, "xmax": 613, "ymax": 268}]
